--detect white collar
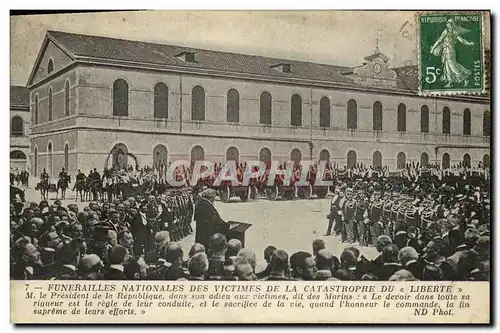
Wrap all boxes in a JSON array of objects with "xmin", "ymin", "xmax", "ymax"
[
  {"xmin": 63, "ymin": 264, "xmax": 76, "ymax": 271},
  {"xmin": 109, "ymin": 264, "xmax": 124, "ymax": 272},
  {"xmin": 405, "ymin": 260, "xmax": 417, "ymax": 266}
]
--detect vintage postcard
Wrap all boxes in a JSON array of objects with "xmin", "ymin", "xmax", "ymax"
[{"xmin": 10, "ymin": 10, "xmax": 490, "ymax": 324}]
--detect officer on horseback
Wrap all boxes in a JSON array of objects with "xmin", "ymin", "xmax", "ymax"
[
  {"xmin": 75, "ymin": 170, "xmax": 86, "ymax": 183},
  {"xmin": 57, "ymin": 167, "xmax": 70, "ymax": 200},
  {"xmin": 40, "ymin": 168, "xmax": 49, "ymax": 183}
]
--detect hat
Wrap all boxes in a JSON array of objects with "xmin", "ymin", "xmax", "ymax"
[
  {"xmin": 475, "ymin": 236, "xmax": 490, "ymax": 249},
  {"xmin": 80, "ymin": 254, "xmax": 102, "ymax": 271},
  {"xmin": 29, "ymin": 217, "xmax": 44, "ymax": 228}
]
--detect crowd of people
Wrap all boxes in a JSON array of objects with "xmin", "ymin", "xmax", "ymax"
[{"xmin": 9, "ymin": 160, "xmax": 490, "ymax": 281}]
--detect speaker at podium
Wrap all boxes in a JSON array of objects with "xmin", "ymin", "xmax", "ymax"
[{"xmin": 226, "ymin": 221, "xmax": 252, "ymax": 248}]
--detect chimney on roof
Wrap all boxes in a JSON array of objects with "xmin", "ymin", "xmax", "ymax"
[{"xmin": 176, "ymin": 51, "xmax": 196, "ymax": 63}]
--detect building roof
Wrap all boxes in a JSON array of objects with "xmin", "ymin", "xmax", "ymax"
[
  {"xmin": 47, "ymin": 30, "xmax": 355, "ymax": 85},
  {"xmin": 10, "ymin": 86, "xmax": 29, "ymax": 107},
  {"xmin": 29, "ymin": 31, "xmax": 489, "ymax": 101}
]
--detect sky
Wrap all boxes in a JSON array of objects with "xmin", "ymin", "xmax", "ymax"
[{"xmin": 10, "ymin": 11, "xmax": 421, "ymax": 86}]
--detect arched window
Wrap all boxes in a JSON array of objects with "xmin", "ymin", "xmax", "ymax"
[
  {"xmin": 373, "ymin": 151, "xmax": 382, "ymax": 169},
  {"xmin": 397, "ymin": 103, "xmax": 406, "ymax": 132},
  {"xmin": 47, "ymin": 142, "xmax": 53, "ymax": 176},
  {"xmin": 397, "ymin": 152, "xmax": 406, "ymax": 170},
  {"xmin": 11, "ymin": 116, "xmax": 23, "ymax": 137},
  {"xmin": 442, "ymin": 107, "xmax": 451, "ymax": 134},
  {"xmin": 347, "ymin": 99, "xmax": 357, "ymax": 129},
  {"xmin": 259, "ymin": 148, "xmax": 272, "ymax": 168},
  {"xmin": 291, "ymin": 94, "xmax": 302, "ymax": 126},
  {"xmin": 153, "ymin": 144, "xmax": 168, "ymax": 171},
  {"xmin": 319, "ymin": 96, "xmax": 330, "ymax": 128},
  {"xmin": 227, "ymin": 89, "xmax": 240, "ymax": 123},
  {"xmin": 226, "ymin": 147, "xmax": 239, "ymax": 165},
  {"xmin": 347, "ymin": 150, "xmax": 357, "ymax": 169},
  {"xmin": 191, "ymin": 146, "xmax": 205, "ymax": 165},
  {"xmin": 420, "ymin": 152, "xmax": 429, "ymax": 168},
  {"xmin": 34, "ymin": 95, "xmax": 38, "ymax": 125},
  {"xmin": 442, "ymin": 153, "xmax": 450, "ymax": 169},
  {"xmin": 260, "ymin": 91, "xmax": 272, "ymax": 125},
  {"xmin": 373, "ymin": 101, "xmax": 383, "ymax": 131},
  {"xmin": 34, "ymin": 147, "xmax": 38, "ymax": 177},
  {"xmin": 64, "ymin": 143, "xmax": 69, "ymax": 171},
  {"xmin": 48, "ymin": 87, "xmax": 53, "ymax": 121},
  {"xmin": 154, "ymin": 83, "xmax": 169, "ymax": 119},
  {"xmin": 463, "ymin": 153, "xmax": 471, "ymax": 168},
  {"xmin": 319, "ymin": 149, "xmax": 331, "ymax": 164},
  {"xmin": 191, "ymin": 86, "xmax": 205, "ymax": 121},
  {"xmin": 483, "ymin": 111, "xmax": 490, "ymax": 136},
  {"xmin": 290, "ymin": 148, "xmax": 302, "ymax": 166},
  {"xmin": 113, "ymin": 79, "xmax": 129, "ymax": 116},
  {"xmin": 10, "ymin": 150, "xmax": 26, "ymax": 159},
  {"xmin": 463, "ymin": 108, "xmax": 471, "ymax": 135},
  {"xmin": 65, "ymin": 81, "xmax": 70, "ymax": 116},
  {"xmin": 47, "ymin": 59, "xmax": 54, "ymax": 74},
  {"xmin": 483, "ymin": 154, "xmax": 490, "ymax": 168},
  {"xmin": 421, "ymin": 105, "xmax": 429, "ymax": 133}
]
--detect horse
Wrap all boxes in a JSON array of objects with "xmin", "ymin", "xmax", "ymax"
[
  {"xmin": 73, "ymin": 179, "xmax": 87, "ymax": 202},
  {"xmin": 86, "ymin": 179, "xmax": 102, "ymax": 202},
  {"xmin": 56, "ymin": 175, "xmax": 71, "ymax": 200},
  {"xmin": 35, "ymin": 179, "xmax": 50, "ymax": 201}
]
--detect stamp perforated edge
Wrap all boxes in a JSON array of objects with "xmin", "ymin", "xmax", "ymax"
[{"xmin": 416, "ymin": 10, "xmax": 488, "ymax": 97}]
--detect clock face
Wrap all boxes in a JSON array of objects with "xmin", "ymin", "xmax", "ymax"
[{"xmin": 373, "ymin": 63, "xmax": 382, "ymax": 74}]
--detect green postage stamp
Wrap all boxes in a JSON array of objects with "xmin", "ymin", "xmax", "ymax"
[{"xmin": 419, "ymin": 12, "xmax": 485, "ymax": 95}]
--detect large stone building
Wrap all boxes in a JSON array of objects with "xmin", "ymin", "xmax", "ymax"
[
  {"xmin": 10, "ymin": 85, "xmax": 30, "ymax": 172},
  {"xmin": 27, "ymin": 30, "xmax": 490, "ymax": 179}
]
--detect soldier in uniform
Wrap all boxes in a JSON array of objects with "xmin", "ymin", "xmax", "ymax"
[
  {"xmin": 382, "ymin": 191, "xmax": 393, "ymax": 236},
  {"xmin": 40, "ymin": 168, "xmax": 50, "ymax": 183},
  {"xmin": 343, "ymin": 188, "xmax": 356, "ymax": 244},
  {"xmin": 326, "ymin": 188, "xmax": 343, "ymax": 236},
  {"xmin": 354, "ymin": 190, "xmax": 369, "ymax": 246},
  {"xmin": 390, "ymin": 192, "xmax": 402, "ymax": 239},
  {"xmin": 368, "ymin": 189, "xmax": 384, "ymax": 246}
]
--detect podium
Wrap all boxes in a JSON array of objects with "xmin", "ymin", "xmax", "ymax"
[{"xmin": 226, "ymin": 221, "xmax": 252, "ymax": 248}]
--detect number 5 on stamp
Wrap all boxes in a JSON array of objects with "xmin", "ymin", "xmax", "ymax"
[{"xmin": 419, "ymin": 12, "xmax": 485, "ymax": 94}]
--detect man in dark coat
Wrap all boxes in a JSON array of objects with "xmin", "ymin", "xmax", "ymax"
[
  {"xmin": 131, "ymin": 204, "xmax": 155, "ymax": 256},
  {"xmin": 103, "ymin": 245, "xmax": 127, "ymax": 280},
  {"xmin": 194, "ymin": 189, "xmax": 229, "ymax": 249},
  {"xmin": 48, "ymin": 241, "xmax": 80, "ymax": 280},
  {"xmin": 373, "ymin": 244, "xmax": 403, "ymax": 281}
]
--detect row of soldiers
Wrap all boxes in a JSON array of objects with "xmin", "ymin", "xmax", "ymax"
[{"xmin": 327, "ymin": 177, "xmax": 490, "ymax": 250}]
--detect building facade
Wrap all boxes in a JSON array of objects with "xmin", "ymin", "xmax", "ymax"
[
  {"xmin": 28, "ymin": 31, "xmax": 490, "ymax": 179},
  {"xmin": 10, "ymin": 86, "xmax": 30, "ymax": 172}
]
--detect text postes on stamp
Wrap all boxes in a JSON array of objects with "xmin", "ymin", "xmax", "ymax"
[{"xmin": 419, "ymin": 12, "xmax": 484, "ymax": 95}]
